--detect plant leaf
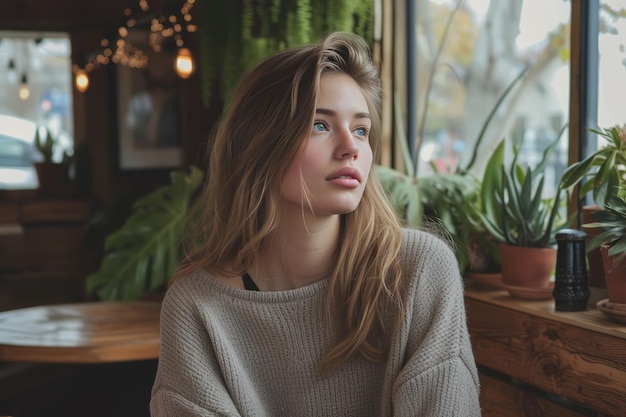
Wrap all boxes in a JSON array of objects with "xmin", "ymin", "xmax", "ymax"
[{"xmin": 86, "ymin": 166, "xmax": 204, "ymax": 300}]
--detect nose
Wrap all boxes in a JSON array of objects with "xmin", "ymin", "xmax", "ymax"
[{"xmin": 334, "ymin": 128, "xmax": 359, "ymax": 160}]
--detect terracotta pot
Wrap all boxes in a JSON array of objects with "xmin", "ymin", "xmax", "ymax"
[
  {"xmin": 600, "ymin": 245, "xmax": 626, "ymax": 304},
  {"xmin": 466, "ymin": 272, "xmax": 505, "ymax": 290},
  {"xmin": 500, "ymin": 243, "xmax": 557, "ymax": 288},
  {"xmin": 34, "ymin": 162, "xmax": 73, "ymax": 197},
  {"xmin": 582, "ymin": 205, "xmax": 606, "ymax": 288}
]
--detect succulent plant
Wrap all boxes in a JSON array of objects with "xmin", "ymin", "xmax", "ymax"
[
  {"xmin": 34, "ymin": 128, "xmax": 55, "ymax": 163},
  {"xmin": 468, "ymin": 132, "xmax": 575, "ymax": 248},
  {"xmin": 34, "ymin": 127, "xmax": 71, "ymax": 164}
]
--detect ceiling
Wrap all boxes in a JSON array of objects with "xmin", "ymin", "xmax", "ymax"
[{"xmin": 0, "ymin": 0, "xmax": 174, "ymax": 32}]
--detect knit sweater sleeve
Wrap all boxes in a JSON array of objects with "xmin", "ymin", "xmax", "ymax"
[
  {"xmin": 391, "ymin": 230, "xmax": 481, "ymax": 417},
  {"xmin": 150, "ymin": 276, "xmax": 242, "ymax": 417}
]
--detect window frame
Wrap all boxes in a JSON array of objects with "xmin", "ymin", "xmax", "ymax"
[{"xmin": 569, "ymin": 0, "xmax": 600, "ymax": 219}]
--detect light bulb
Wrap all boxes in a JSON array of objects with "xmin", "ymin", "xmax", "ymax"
[
  {"xmin": 18, "ymin": 73, "xmax": 29, "ymax": 100},
  {"xmin": 75, "ymin": 69, "xmax": 89, "ymax": 92},
  {"xmin": 175, "ymin": 47, "xmax": 194, "ymax": 79}
]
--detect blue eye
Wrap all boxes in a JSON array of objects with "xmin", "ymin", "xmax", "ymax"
[
  {"xmin": 354, "ymin": 127, "xmax": 369, "ymax": 137},
  {"xmin": 313, "ymin": 121, "xmax": 327, "ymax": 132}
]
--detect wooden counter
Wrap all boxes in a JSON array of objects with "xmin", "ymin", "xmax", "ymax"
[{"xmin": 465, "ymin": 286, "xmax": 626, "ymax": 417}]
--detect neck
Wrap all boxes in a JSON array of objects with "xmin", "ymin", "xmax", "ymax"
[{"xmin": 251, "ymin": 211, "xmax": 341, "ymax": 291}]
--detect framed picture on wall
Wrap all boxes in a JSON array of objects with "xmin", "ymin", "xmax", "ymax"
[{"xmin": 116, "ymin": 30, "xmax": 183, "ymax": 170}]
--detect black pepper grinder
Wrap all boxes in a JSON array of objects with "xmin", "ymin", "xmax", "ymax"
[{"xmin": 553, "ymin": 229, "xmax": 590, "ymax": 311}]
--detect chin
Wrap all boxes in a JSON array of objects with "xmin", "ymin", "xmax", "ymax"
[
  {"xmin": 312, "ymin": 193, "xmax": 364, "ymax": 216},
  {"xmin": 326, "ymin": 202, "xmax": 361, "ymax": 215}
]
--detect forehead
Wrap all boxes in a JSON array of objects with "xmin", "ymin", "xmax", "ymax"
[{"xmin": 316, "ymin": 73, "xmax": 368, "ymax": 109}]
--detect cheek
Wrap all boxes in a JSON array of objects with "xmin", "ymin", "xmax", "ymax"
[
  {"xmin": 282, "ymin": 157, "xmax": 302, "ymax": 195},
  {"xmin": 359, "ymin": 145, "xmax": 374, "ymax": 180},
  {"xmin": 297, "ymin": 150, "xmax": 322, "ymax": 178},
  {"xmin": 289, "ymin": 142, "xmax": 324, "ymax": 181},
  {"xmin": 281, "ymin": 147, "xmax": 312, "ymax": 197}
]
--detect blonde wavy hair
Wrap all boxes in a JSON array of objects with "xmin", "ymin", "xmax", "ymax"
[{"xmin": 175, "ymin": 32, "xmax": 404, "ymax": 375}]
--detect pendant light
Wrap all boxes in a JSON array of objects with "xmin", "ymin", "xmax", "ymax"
[
  {"xmin": 18, "ymin": 73, "xmax": 29, "ymax": 100},
  {"xmin": 175, "ymin": 47, "xmax": 194, "ymax": 79},
  {"xmin": 75, "ymin": 69, "xmax": 89, "ymax": 92}
]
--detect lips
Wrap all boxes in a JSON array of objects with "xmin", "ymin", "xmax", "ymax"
[
  {"xmin": 326, "ymin": 167, "xmax": 362, "ymax": 183},
  {"xmin": 325, "ymin": 167, "xmax": 362, "ymax": 189}
]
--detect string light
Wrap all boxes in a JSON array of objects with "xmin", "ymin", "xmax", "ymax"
[
  {"xmin": 175, "ymin": 47, "xmax": 194, "ymax": 78},
  {"xmin": 73, "ymin": 0, "xmax": 197, "ymax": 84},
  {"xmin": 74, "ymin": 69, "xmax": 89, "ymax": 92}
]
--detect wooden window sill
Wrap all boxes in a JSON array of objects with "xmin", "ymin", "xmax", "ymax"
[{"xmin": 465, "ymin": 285, "xmax": 626, "ymax": 417}]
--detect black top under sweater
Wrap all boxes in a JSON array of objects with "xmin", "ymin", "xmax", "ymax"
[{"xmin": 242, "ymin": 273, "xmax": 260, "ymax": 291}]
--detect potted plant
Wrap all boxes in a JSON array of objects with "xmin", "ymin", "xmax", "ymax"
[
  {"xmin": 33, "ymin": 127, "xmax": 73, "ymax": 197},
  {"xmin": 560, "ymin": 124, "xmax": 626, "ymax": 208},
  {"xmin": 469, "ymin": 131, "xmax": 575, "ymax": 289},
  {"xmin": 585, "ymin": 195, "xmax": 626, "ymax": 304},
  {"xmin": 559, "ymin": 124, "xmax": 626, "ymax": 286},
  {"xmin": 86, "ymin": 166, "xmax": 204, "ymax": 300},
  {"xmin": 376, "ymin": 69, "xmax": 526, "ymax": 275}
]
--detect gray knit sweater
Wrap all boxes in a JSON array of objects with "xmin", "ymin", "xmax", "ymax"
[{"xmin": 150, "ymin": 228, "xmax": 481, "ymax": 416}]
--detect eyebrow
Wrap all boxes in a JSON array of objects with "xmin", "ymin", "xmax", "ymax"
[{"xmin": 315, "ymin": 108, "xmax": 370, "ymax": 119}]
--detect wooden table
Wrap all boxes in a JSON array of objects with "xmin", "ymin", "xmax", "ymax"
[
  {"xmin": 0, "ymin": 301, "xmax": 161, "ymax": 363},
  {"xmin": 465, "ymin": 286, "xmax": 626, "ymax": 417}
]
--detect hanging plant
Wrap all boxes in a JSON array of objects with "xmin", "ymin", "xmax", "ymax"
[{"xmin": 197, "ymin": 0, "xmax": 375, "ymax": 107}]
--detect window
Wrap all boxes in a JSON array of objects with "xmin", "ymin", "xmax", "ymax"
[
  {"xmin": 392, "ymin": 0, "xmax": 625, "ymax": 201},
  {"xmin": 0, "ymin": 32, "xmax": 74, "ymax": 190},
  {"xmin": 399, "ymin": 0, "xmax": 571, "ymax": 199},
  {"xmin": 597, "ymin": 1, "xmax": 626, "ymax": 132}
]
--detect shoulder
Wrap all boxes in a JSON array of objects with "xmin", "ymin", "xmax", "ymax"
[
  {"xmin": 160, "ymin": 269, "xmax": 250, "ymax": 331},
  {"xmin": 166, "ymin": 268, "xmax": 213, "ymax": 297},
  {"xmin": 161, "ymin": 269, "xmax": 222, "ymax": 316},
  {"xmin": 396, "ymin": 229, "xmax": 469, "ymax": 363},
  {"xmin": 398, "ymin": 227, "xmax": 463, "ymax": 297},
  {"xmin": 399, "ymin": 227, "xmax": 458, "ymax": 267}
]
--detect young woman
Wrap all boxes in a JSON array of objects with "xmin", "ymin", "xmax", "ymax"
[{"xmin": 150, "ymin": 32, "xmax": 481, "ymax": 417}]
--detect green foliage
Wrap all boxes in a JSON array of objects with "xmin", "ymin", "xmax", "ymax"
[
  {"xmin": 469, "ymin": 133, "xmax": 574, "ymax": 248},
  {"xmin": 418, "ymin": 172, "xmax": 480, "ymax": 268},
  {"xmin": 586, "ymin": 195, "xmax": 626, "ymax": 270},
  {"xmin": 34, "ymin": 127, "xmax": 72, "ymax": 164},
  {"xmin": 86, "ymin": 167, "xmax": 204, "ymax": 300},
  {"xmin": 376, "ymin": 69, "xmax": 526, "ymax": 271},
  {"xmin": 34, "ymin": 128, "xmax": 55, "ymax": 162},
  {"xmin": 559, "ymin": 125, "xmax": 626, "ymax": 208},
  {"xmin": 562, "ymin": 124, "xmax": 626, "ymax": 272},
  {"xmin": 376, "ymin": 164, "xmax": 480, "ymax": 270},
  {"xmin": 197, "ymin": 0, "xmax": 375, "ymax": 107},
  {"xmin": 376, "ymin": 165, "xmax": 422, "ymax": 228},
  {"xmin": 463, "ymin": 140, "xmax": 506, "ymax": 264},
  {"xmin": 559, "ymin": 124, "xmax": 626, "ymax": 272}
]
